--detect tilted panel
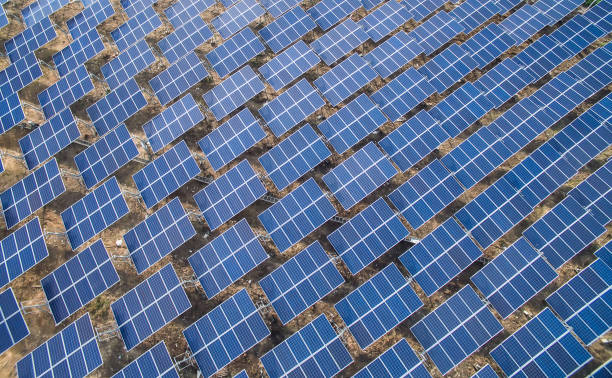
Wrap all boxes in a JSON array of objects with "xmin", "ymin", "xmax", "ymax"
[
  {"xmin": 462, "ymin": 23, "xmax": 515, "ymax": 69},
  {"xmin": 211, "ymin": 0, "xmax": 265, "ymax": 39},
  {"xmin": 101, "ymin": 40, "xmax": 155, "ymax": 90},
  {"xmin": 165, "ymin": 0, "xmax": 214, "ymax": 28},
  {"xmin": 449, "ymin": 0, "xmax": 500, "ymax": 33},
  {"xmin": 474, "ymin": 57, "xmax": 534, "ymax": 108},
  {"xmin": 112, "ymin": 341, "xmax": 178, "ymax": 378},
  {"xmin": 0, "ymin": 288, "xmax": 29, "ymax": 355},
  {"xmin": 418, "ymin": 44, "xmax": 478, "ymax": 94},
  {"xmin": 0, "ymin": 94, "xmax": 25, "ymax": 135},
  {"xmin": 354, "ymin": 339, "xmax": 431, "ymax": 378},
  {"xmin": 0, "ymin": 53, "xmax": 42, "ymax": 101},
  {"xmin": 206, "ymin": 28, "xmax": 265, "ymax": 78},
  {"xmin": 259, "ymin": 40, "xmax": 320, "ymax": 91},
  {"xmin": 371, "ymin": 67, "xmax": 434, "ymax": 121},
  {"xmin": 157, "ymin": 16, "xmax": 213, "ymax": 64},
  {"xmin": 313, "ymin": 53, "xmax": 378, "ymax": 106},
  {"xmin": 363, "ymin": 31, "xmax": 423, "ymax": 79},
  {"xmin": 409, "ymin": 11, "xmax": 464, "ymax": 55},
  {"xmin": 203, "ymin": 65, "xmax": 264, "ymax": 121},
  {"xmin": 21, "ymin": 0, "xmax": 69, "ymax": 27},
  {"xmin": 498, "ymin": 4, "xmax": 551, "ymax": 45},
  {"xmin": 307, "ymin": 0, "xmax": 360, "ymax": 31},
  {"xmin": 258, "ymin": 6, "xmax": 316, "ymax": 53},
  {"xmin": 5, "ymin": 16, "xmax": 56, "ymax": 63},
  {"xmin": 38, "ymin": 65, "xmax": 93, "ymax": 118},
  {"xmin": 52, "ymin": 29, "xmax": 104, "ymax": 77},
  {"xmin": 110, "ymin": 7, "xmax": 162, "ymax": 52},
  {"xmin": 149, "ymin": 52, "xmax": 209, "ymax": 107},
  {"xmin": 359, "ymin": 1, "xmax": 410, "ymax": 42},
  {"xmin": 260, "ymin": 0, "xmax": 300, "ymax": 17},
  {"xmin": 310, "ymin": 19, "xmax": 369, "ymax": 65},
  {"xmin": 66, "ymin": 0, "xmax": 114, "ymax": 39}
]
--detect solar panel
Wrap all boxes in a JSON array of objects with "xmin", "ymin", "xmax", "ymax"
[
  {"xmin": 199, "ymin": 109, "xmax": 264, "ymax": 172},
  {"xmin": 17, "ymin": 313, "xmax": 103, "ymax": 377},
  {"xmin": 449, "ymin": 0, "xmax": 500, "ymax": 33},
  {"xmin": 310, "ymin": 19, "xmax": 369, "ymax": 65},
  {"xmin": 21, "ymin": 0, "xmax": 69, "ymax": 27},
  {"xmin": 474, "ymin": 57, "xmax": 534, "ymax": 108},
  {"xmin": 1, "ymin": 158, "xmax": 65, "ymax": 229},
  {"xmin": 101, "ymin": 40, "xmax": 155, "ymax": 90},
  {"xmin": 158, "ymin": 16, "xmax": 213, "ymax": 64},
  {"xmin": 259, "ymin": 124, "xmax": 331, "ymax": 191},
  {"xmin": 133, "ymin": 140, "xmax": 201, "ymax": 209},
  {"xmin": 412, "ymin": 285, "xmax": 502, "ymax": 375},
  {"xmin": 165, "ymin": 0, "xmax": 214, "ymax": 28},
  {"xmin": 207, "ymin": 28, "xmax": 265, "ymax": 78},
  {"xmin": 353, "ymin": 339, "xmax": 430, "ymax": 378},
  {"xmin": 583, "ymin": 0, "xmax": 612, "ymax": 31},
  {"xmin": 471, "ymin": 237, "xmax": 557, "ymax": 319},
  {"xmin": 498, "ymin": 4, "xmax": 551, "ymax": 45},
  {"xmin": 260, "ymin": 0, "xmax": 300, "ymax": 17},
  {"xmin": 260, "ymin": 40, "xmax": 320, "ymax": 91},
  {"xmin": 183, "ymin": 289, "xmax": 270, "ymax": 377},
  {"xmin": 363, "ymin": 31, "xmax": 423, "ymax": 79},
  {"xmin": 66, "ymin": 0, "xmax": 114, "ymax": 39},
  {"xmin": 203, "ymin": 65, "xmax": 264, "ymax": 121},
  {"xmin": 314, "ymin": 53, "xmax": 378, "ymax": 106},
  {"xmin": 52, "ymin": 29, "xmax": 104, "ymax": 77},
  {"xmin": 259, "ymin": 78, "xmax": 324, "ymax": 137},
  {"xmin": 336, "ymin": 263, "xmax": 423, "ymax": 349},
  {"xmin": 402, "ymin": 0, "xmax": 446, "ymax": 21},
  {"xmin": 0, "ymin": 288, "xmax": 29, "ymax": 355},
  {"xmin": 490, "ymin": 308, "xmax": 592, "ymax": 377},
  {"xmin": 194, "ymin": 159, "xmax": 266, "ymax": 231},
  {"xmin": 149, "ymin": 52, "xmax": 209, "ymax": 107},
  {"xmin": 258, "ymin": 178, "xmax": 337, "ymax": 253},
  {"xmin": 4, "ymin": 16, "xmax": 56, "ymax": 63},
  {"xmin": 0, "ymin": 52, "xmax": 42, "ymax": 101},
  {"xmin": 260, "ymin": 314, "xmax": 352, "ymax": 377},
  {"xmin": 493, "ymin": 0, "xmax": 520, "ymax": 13},
  {"xmin": 462, "ymin": 23, "xmax": 515, "ymax": 69},
  {"xmin": 471, "ymin": 365, "xmax": 496, "ymax": 378},
  {"xmin": 409, "ymin": 11, "xmax": 464, "ymax": 55},
  {"xmin": 111, "ymin": 263, "xmax": 191, "ymax": 350},
  {"xmin": 110, "ymin": 7, "xmax": 162, "ymax": 52},
  {"xmin": 62, "ymin": 176, "xmax": 129, "ymax": 250},
  {"xmin": 38, "ymin": 65, "xmax": 94, "ymax": 119},
  {"xmin": 359, "ymin": 1, "xmax": 410, "ymax": 42},
  {"xmin": 371, "ymin": 67, "xmax": 434, "ymax": 121},
  {"xmin": 327, "ymin": 197, "xmax": 409, "ymax": 275},
  {"xmin": 307, "ymin": 0, "xmax": 360, "ymax": 30},
  {"xmin": 592, "ymin": 360, "xmax": 612, "ymax": 378},
  {"xmin": 121, "ymin": 0, "xmax": 155, "ymax": 18},
  {"xmin": 41, "ymin": 239, "xmax": 119, "ymax": 324},
  {"xmin": 533, "ymin": 0, "xmax": 581, "ymax": 25},
  {"xmin": 189, "ymin": 218, "xmax": 267, "ymax": 298},
  {"xmin": 258, "ymin": 6, "xmax": 316, "ymax": 54},
  {"xmin": 19, "ymin": 108, "xmax": 79, "ymax": 170},
  {"xmin": 143, "ymin": 93, "xmax": 204, "ymax": 153},
  {"xmin": 112, "ymin": 341, "xmax": 178, "ymax": 378},
  {"xmin": 260, "ymin": 241, "xmax": 343, "ymax": 324},
  {"xmin": 86, "ymin": 78, "xmax": 147, "ymax": 137},
  {"xmin": 418, "ymin": 44, "xmax": 478, "ymax": 93},
  {"xmin": 550, "ymin": 14, "xmax": 606, "ymax": 59},
  {"xmin": 0, "ymin": 93, "xmax": 25, "ymax": 135},
  {"xmin": 595, "ymin": 241, "xmax": 612, "ymax": 269},
  {"xmin": 568, "ymin": 160, "xmax": 612, "ymax": 226},
  {"xmin": 360, "ymin": 0, "xmax": 384, "ymax": 10},
  {"xmin": 233, "ymin": 370, "xmax": 248, "ymax": 378},
  {"xmin": 212, "ymin": 0, "xmax": 265, "ymax": 39},
  {"xmin": 513, "ymin": 35, "xmax": 572, "ymax": 83}
]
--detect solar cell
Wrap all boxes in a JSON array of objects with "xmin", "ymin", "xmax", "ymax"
[
  {"xmin": 354, "ymin": 339, "xmax": 430, "ymax": 378},
  {"xmin": 418, "ymin": 44, "xmax": 478, "ymax": 93},
  {"xmin": 259, "ymin": 78, "xmax": 324, "ymax": 137},
  {"xmin": 493, "ymin": 0, "xmax": 519, "ymax": 13},
  {"xmin": 314, "ymin": 53, "xmax": 378, "ymax": 106},
  {"xmin": 112, "ymin": 341, "xmax": 178, "ymax": 378},
  {"xmin": 121, "ymin": 0, "xmax": 155, "ymax": 18},
  {"xmin": 212, "ymin": 0, "xmax": 265, "ymax": 39},
  {"xmin": 101, "ymin": 40, "xmax": 155, "ymax": 91},
  {"xmin": 328, "ymin": 198, "xmax": 409, "ymax": 274},
  {"xmin": 66, "ymin": 0, "xmax": 114, "ymax": 39},
  {"xmin": 307, "ymin": 0, "xmax": 360, "ymax": 30},
  {"xmin": 194, "ymin": 159, "xmax": 266, "ymax": 230},
  {"xmin": 0, "ymin": 93, "xmax": 25, "ymax": 135},
  {"xmin": 21, "ymin": 0, "xmax": 69, "ymax": 27},
  {"xmin": 183, "ymin": 289, "xmax": 270, "ymax": 376},
  {"xmin": 359, "ymin": 1, "xmax": 410, "ymax": 42},
  {"xmin": 402, "ymin": 0, "xmax": 446, "ymax": 21},
  {"xmin": 258, "ymin": 178, "xmax": 337, "ymax": 253},
  {"xmin": 206, "ymin": 27, "xmax": 265, "ymax": 78},
  {"xmin": 260, "ymin": 0, "xmax": 300, "ymax": 18},
  {"xmin": 149, "ymin": 52, "xmax": 209, "ymax": 107},
  {"xmin": 158, "ymin": 16, "xmax": 213, "ymax": 64},
  {"xmin": 471, "ymin": 365, "xmax": 497, "ymax": 378},
  {"xmin": 360, "ymin": 0, "xmax": 384, "ymax": 10},
  {"xmin": 259, "ymin": 40, "xmax": 321, "ymax": 91},
  {"xmin": 19, "ymin": 108, "xmax": 79, "ymax": 170},
  {"xmin": 86, "ymin": 78, "xmax": 147, "ymax": 137},
  {"xmin": 41, "ymin": 239, "xmax": 119, "ymax": 324},
  {"xmin": 498, "ymin": 4, "xmax": 551, "ymax": 45},
  {"xmin": 336, "ymin": 263, "xmax": 423, "ymax": 349},
  {"xmin": 592, "ymin": 360, "xmax": 612, "ymax": 378},
  {"xmin": 0, "ymin": 52, "xmax": 42, "ymax": 101},
  {"xmin": 38, "ymin": 65, "xmax": 94, "ymax": 119},
  {"xmin": 259, "ymin": 124, "xmax": 331, "ymax": 191},
  {"xmin": 595, "ymin": 241, "xmax": 612, "ymax": 269},
  {"xmin": 513, "ymin": 35, "xmax": 572, "ymax": 83},
  {"xmin": 111, "ymin": 264, "xmax": 191, "ymax": 350},
  {"xmin": 363, "ymin": 31, "xmax": 423, "ymax": 79},
  {"xmin": 203, "ymin": 65, "xmax": 264, "ymax": 121},
  {"xmin": 52, "ymin": 29, "xmax": 104, "ymax": 77},
  {"xmin": 462, "ymin": 23, "xmax": 515, "ymax": 69},
  {"xmin": 310, "ymin": 19, "xmax": 369, "ymax": 65},
  {"xmin": 550, "ymin": 14, "xmax": 606, "ymax": 59},
  {"xmin": 258, "ymin": 6, "xmax": 316, "ymax": 53},
  {"xmin": 568, "ymin": 160, "xmax": 612, "ymax": 226},
  {"xmin": 409, "ymin": 11, "xmax": 464, "ymax": 55},
  {"xmin": 1, "ymin": 158, "xmax": 65, "ymax": 229},
  {"xmin": 533, "ymin": 0, "xmax": 581, "ymax": 25},
  {"xmin": 110, "ymin": 7, "xmax": 162, "ymax": 52},
  {"xmin": 449, "ymin": 0, "xmax": 500, "ymax": 33},
  {"xmin": 4, "ymin": 16, "xmax": 56, "ymax": 63},
  {"xmin": 16, "ymin": 313, "xmax": 103, "ymax": 377},
  {"xmin": 0, "ymin": 288, "xmax": 29, "ymax": 355},
  {"xmin": 260, "ymin": 314, "xmax": 351, "ymax": 377},
  {"xmin": 260, "ymin": 241, "xmax": 343, "ymax": 324},
  {"xmin": 490, "ymin": 308, "xmax": 592, "ymax": 377},
  {"xmin": 474, "ymin": 58, "xmax": 534, "ymax": 108},
  {"xmin": 133, "ymin": 140, "xmax": 201, "ymax": 209},
  {"xmin": 164, "ymin": 0, "xmax": 214, "ymax": 28}
]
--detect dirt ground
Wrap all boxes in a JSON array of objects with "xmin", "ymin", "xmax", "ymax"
[{"xmin": 0, "ymin": 0, "xmax": 610, "ymax": 377}]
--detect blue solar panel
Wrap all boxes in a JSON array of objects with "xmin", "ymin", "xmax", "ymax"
[
  {"xmin": 101, "ymin": 40, "xmax": 155, "ymax": 90},
  {"xmin": 336, "ymin": 263, "xmax": 422, "ymax": 349},
  {"xmin": 0, "ymin": 288, "xmax": 29, "ymax": 355},
  {"xmin": 363, "ymin": 31, "xmax": 423, "ymax": 79},
  {"xmin": 494, "ymin": 0, "xmax": 520, "ymax": 13},
  {"xmin": 233, "ymin": 370, "xmax": 248, "ymax": 378},
  {"xmin": 86, "ymin": 78, "xmax": 147, "ymax": 137},
  {"xmin": 449, "ymin": 0, "xmax": 500, "ymax": 33},
  {"xmin": 462, "ymin": 23, "xmax": 515, "ymax": 69},
  {"xmin": 595, "ymin": 241, "xmax": 612, "ymax": 269},
  {"xmin": 327, "ymin": 197, "xmax": 409, "ymax": 275},
  {"xmin": 359, "ymin": 1, "xmax": 410, "ymax": 42},
  {"xmin": 474, "ymin": 57, "xmax": 534, "ymax": 108},
  {"xmin": 204, "ymin": 65, "xmax": 264, "ymax": 121},
  {"xmin": 310, "ymin": 19, "xmax": 369, "ymax": 65},
  {"xmin": 314, "ymin": 53, "xmax": 378, "ymax": 106},
  {"xmin": 158, "ymin": 16, "xmax": 213, "ymax": 64},
  {"xmin": 1, "ymin": 158, "xmax": 65, "ymax": 229},
  {"xmin": 194, "ymin": 159, "xmax": 266, "ymax": 231},
  {"xmin": 112, "ymin": 263, "xmax": 191, "ymax": 350},
  {"xmin": 307, "ymin": 0, "xmax": 359, "ymax": 30},
  {"xmin": 568, "ymin": 160, "xmax": 612, "ymax": 226},
  {"xmin": 21, "ymin": 0, "xmax": 69, "ymax": 27},
  {"xmin": 183, "ymin": 289, "xmax": 270, "ymax": 376},
  {"xmin": 323, "ymin": 142, "xmax": 396, "ymax": 210},
  {"xmin": 258, "ymin": 178, "xmax": 337, "ymax": 253},
  {"xmin": 133, "ymin": 140, "xmax": 201, "ymax": 209},
  {"xmin": 165, "ymin": 0, "xmax": 214, "ymax": 28},
  {"xmin": 412, "ymin": 285, "xmax": 502, "ymax": 375},
  {"xmin": 490, "ymin": 308, "xmax": 592, "ymax": 377},
  {"xmin": 260, "ymin": 0, "xmax": 300, "ymax": 17},
  {"xmin": 19, "ymin": 108, "xmax": 79, "ymax": 170},
  {"xmin": 260, "ymin": 241, "xmax": 343, "ymax": 324},
  {"xmin": 189, "ymin": 218, "xmax": 267, "ymax": 298},
  {"xmin": 143, "ymin": 93, "xmax": 204, "ymax": 153},
  {"xmin": 471, "ymin": 236, "xmax": 557, "ymax": 319},
  {"xmin": 66, "ymin": 0, "xmax": 114, "ymax": 39},
  {"xmin": 121, "ymin": 0, "xmax": 155, "ymax": 18},
  {"xmin": 418, "ymin": 44, "xmax": 478, "ymax": 93},
  {"xmin": 513, "ymin": 35, "xmax": 572, "ymax": 83},
  {"xmin": 150, "ymin": 52, "xmax": 209, "ymax": 107},
  {"xmin": 260, "ymin": 314, "xmax": 351, "ymax": 377},
  {"xmin": 207, "ymin": 28, "xmax": 265, "ymax": 78},
  {"xmin": 124, "ymin": 198, "xmax": 195, "ymax": 274},
  {"xmin": 0, "ymin": 6, "xmax": 6, "ymax": 29},
  {"xmin": 16, "ymin": 313, "xmax": 102, "ymax": 377},
  {"xmin": 62, "ymin": 176, "xmax": 129, "ymax": 251},
  {"xmin": 41, "ymin": 239, "xmax": 119, "ymax": 324},
  {"xmin": 0, "ymin": 93, "xmax": 25, "ymax": 135},
  {"xmin": 4, "ymin": 16, "xmax": 56, "ymax": 63},
  {"xmin": 360, "ymin": 0, "xmax": 383, "ymax": 10},
  {"xmin": 402, "ymin": 0, "xmax": 445, "ymax": 21},
  {"xmin": 212, "ymin": 0, "xmax": 265, "ymax": 39},
  {"xmin": 111, "ymin": 7, "xmax": 162, "ymax": 52},
  {"xmin": 354, "ymin": 339, "xmax": 430, "ymax": 378},
  {"xmin": 471, "ymin": 365, "xmax": 496, "ymax": 378},
  {"xmin": 38, "ymin": 65, "xmax": 94, "ymax": 119},
  {"xmin": 259, "ymin": 78, "xmax": 324, "ymax": 137},
  {"xmin": 409, "ymin": 11, "xmax": 464, "ymax": 55},
  {"xmin": 371, "ymin": 67, "xmax": 434, "ymax": 121},
  {"xmin": 317, "ymin": 94, "xmax": 386, "ymax": 154},
  {"xmin": 0, "ymin": 52, "xmax": 42, "ymax": 101},
  {"xmin": 259, "ymin": 40, "xmax": 321, "ymax": 91},
  {"xmin": 499, "ymin": 4, "xmax": 551, "ymax": 45},
  {"xmin": 259, "ymin": 124, "xmax": 331, "ymax": 191},
  {"xmin": 52, "ymin": 29, "xmax": 104, "ymax": 77},
  {"xmin": 583, "ymin": 0, "xmax": 612, "ymax": 31},
  {"xmin": 534, "ymin": 0, "xmax": 581, "ymax": 25},
  {"xmin": 112, "ymin": 341, "xmax": 178, "ymax": 378},
  {"xmin": 259, "ymin": 6, "xmax": 316, "ymax": 53},
  {"xmin": 592, "ymin": 360, "xmax": 612, "ymax": 378},
  {"xmin": 550, "ymin": 14, "xmax": 606, "ymax": 59}
]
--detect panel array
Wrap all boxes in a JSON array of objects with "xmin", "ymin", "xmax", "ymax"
[
  {"xmin": 568, "ymin": 160, "xmax": 612, "ymax": 226},
  {"xmin": 101, "ymin": 40, "xmax": 155, "ymax": 91},
  {"xmin": 0, "ymin": 288, "xmax": 29, "ymax": 355},
  {"xmin": 371, "ymin": 67, "xmax": 434, "ymax": 121},
  {"xmin": 498, "ymin": 4, "xmax": 550, "ymax": 45},
  {"xmin": 308, "ymin": 0, "xmax": 360, "ymax": 30},
  {"xmin": 112, "ymin": 341, "xmax": 178, "ymax": 378},
  {"xmin": 207, "ymin": 28, "xmax": 265, "ymax": 78},
  {"xmin": 66, "ymin": 0, "xmax": 114, "ymax": 39},
  {"xmin": 353, "ymin": 339, "xmax": 430, "ymax": 378},
  {"xmin": 203, "ymin": 66, "xmax": 264, "ymax": 121},
  {"xmin": 0, "ymin": 217, "xmax": 48, "ymax": 288},
  {"xmin": 0, "ymin": 53, "xmax": 42, "ymax": 101},
  {"xmin": 21, "ymin": 0, "xmax": 69, "ymax": 27},
  {"xmin": 149, "ymin": 52, "xmax": 209, "ymax": 107},
  {"xmin": 359, "ymin": 1, "xmax": 410, "ymax": 42},
  {"xmin": 157, "ymin": 16, "xmax": 213, "ymax": 64},
  {"xmin": 474, "ymin": 57, "xmax": 534, "ymax": 108},
  {"xmin": 314, "ymin": 53, "xmax": 378, "ymax": 106},
  {"xmin": 121, "ymin": 0, "xmax": 155, "ymax": 18},
  {"xmin": 408, "ymin": 11, "xmax": 464, "ymax": 55},
  {"xmin": 212, "ymin": 0, "xmax": 265, "ymax": 39},
  {"xmin": 38, "ymin": 65, "xmax": 94, "ymax": 119},
  {"xmin": 462, "ymin": 23, "xmax": 514, "ymax": 69},
  {"xmin": 165, "ymin": 0, "xmax": 214, "ymax": 28},
  {"xmin": 110, "ymin": 7, "xmax": 162, "ymax": 52},
  {"xmin": 52, "ymin": 29, "xmax": 104, "ymax": 77},
  {"xmin": 310, "ymin": 19, "xmax": 369, "ymax": 65},
  {"xmin": 418, "ymin": 44, "xmax": 478, "ymax": 93},
  {"xmin": 259, "ymin": 40, "xmax": 320, "ymax": 91},
  {"xmin": 513, "ymin": 35, "xmax": 571, "ymax": 83},
  {"xmin": 258, "ymin": 6, "xmax": 316, "ymax": 53},
  {"xmin": 0, "ymin": 93, "xmax": 25, "ymax": 135},
  {"xmin": 449, "ymin": 0, "xmax": 500, "ymax": 33},
  {"xmin": 363, "ymin": 31, "xmax": 423, "ymax": 79},
  {"xmin": 403, "ymin": 0, "xmax": 446, "ymax": 21},
  {"xmin": 4, "ymin": 16, "xmax": 56, "ymax": 63}
]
